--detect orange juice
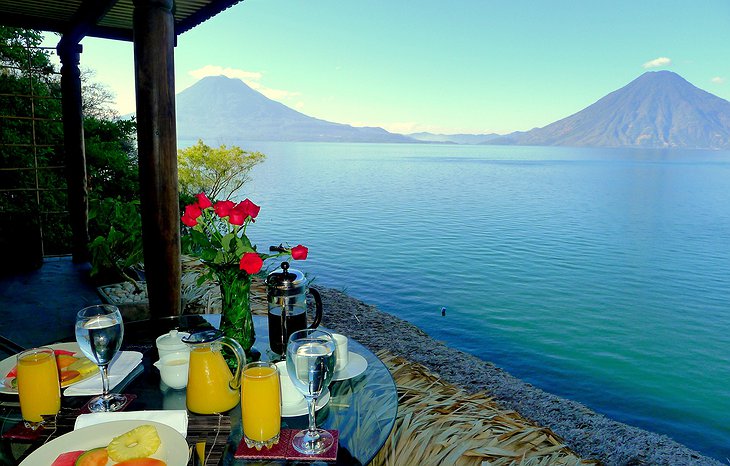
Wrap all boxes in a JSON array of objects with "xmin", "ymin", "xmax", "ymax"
[
  {"xmin": 186, "ymin": 346, "xmax": 240, "ymax": 414},
  {"xmin": 17, "ymin": 347, "xmax": 61, "ymax": 422},
  {"xmin": 241, "ymin": 363, "xmax": 280, "ymax": 448}
]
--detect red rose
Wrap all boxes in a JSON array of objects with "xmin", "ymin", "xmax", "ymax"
[
  {"xmin": 181, "ymin": 214, "xmax": 198, "ymax": 227},
  {"xmin": 214, "ymin": 200, "xmax": 235, "ymax": 218},
  {"xmin": 196, "ymin": 192, "xmax": 212, "ymax": 209},
  {"xmin": 291, "ymin": 244, "xmax": 308, "ymax": 260},
  {"xmin": 238, "ymin": 199, "xmax": 261, "ymax": 220},
  {"xmin": 181, "ymin": 203, "xmax": 202, "ymax": 226},
  {"xmin": 184, "ymin": 204, "xmax": 202, "ymax": 219},
  {"xmin": 239, "ymin": 252, "xmax": 263, "ymax": 274},
  {"xmin": 228, "ymin": 203, "xmax": 246, "ymax": 225}
]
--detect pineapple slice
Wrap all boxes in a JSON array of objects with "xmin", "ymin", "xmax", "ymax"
[
  {"xmin": 107, "ymin": 425, "xmax": 161, "ymax": 462},
  {"xmin": 67, "ymin": 357, "xmax": 99, "ymax": 376}
]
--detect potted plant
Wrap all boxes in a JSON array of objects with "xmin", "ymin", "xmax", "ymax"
[{"xmin": 88, "ymin": 197, "xmax": 147, "ymax": 319}]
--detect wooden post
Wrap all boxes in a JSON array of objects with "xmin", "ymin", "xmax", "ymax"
[
  {"xmin": 132, "ymin": 0, "xmax": 181, "ymax": 317},
  {"xmin": 58, "ymin": 42, "xmax": 89, "ymax": 263}
]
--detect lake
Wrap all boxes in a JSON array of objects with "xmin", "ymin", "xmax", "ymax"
[{"xmin": 184, "ymin": 140, "xmax": 730, "ymax": 460}]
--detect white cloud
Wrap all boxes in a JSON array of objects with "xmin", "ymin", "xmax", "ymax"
[
  {"xmin": 642, "ymin": 57, "xmax": 672, "ymax": 69},
  {"xmin": 254, "ymin": 85, "xmax": 301, "ymax": 100},
  {"xmin": 711, "ymin": 76, "xmax": 726, "ymax": 84},
  {"xmin": 188, "ymin": 65, "xmax": 262, "ymax": 81}
]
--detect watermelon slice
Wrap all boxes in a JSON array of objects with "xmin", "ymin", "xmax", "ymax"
[
  {"xmin": 114, "ymin": 459, "xmax": 166, "ymax": 466},
  {"xmin": 51, "ymin": 450, "xmax": 85, "ymax": 466}
]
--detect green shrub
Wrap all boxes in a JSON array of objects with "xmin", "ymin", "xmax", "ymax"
[{"xmin": 88, "ymin": 197, "xmax": 143, "ymax": 288}]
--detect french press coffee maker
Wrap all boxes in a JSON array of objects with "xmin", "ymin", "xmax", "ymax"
[{"xmin": 267, "ymin": 261, "xmax": 323, "ymax": 356}]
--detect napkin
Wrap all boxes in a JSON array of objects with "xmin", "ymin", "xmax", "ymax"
[
  {"xmin": 74, "ymin": 410, "xmax": 189, "ymax": 436},
  {"xmin": 64, "ymin": 351, "xmax": 143, "ymax": 396}
]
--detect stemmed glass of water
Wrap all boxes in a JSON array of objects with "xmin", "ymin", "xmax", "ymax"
[
  {"xmin": 75, "ymin": 304, "xmax": 127, "ymax": 412},
  {"xmin": 286, "ymin": 329, "xmax": 337, "ymax": 455}
]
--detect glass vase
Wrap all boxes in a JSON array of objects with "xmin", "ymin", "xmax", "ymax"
[{"xmin": 212, "ymin": 265, "xmax": 256, "ymax": 364}]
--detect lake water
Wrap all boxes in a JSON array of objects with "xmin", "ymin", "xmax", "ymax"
[{"xmin": 185, "ymin": 141, "xmax": 730, "ymax": 460}]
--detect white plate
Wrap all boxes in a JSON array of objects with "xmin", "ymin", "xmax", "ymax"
[
  {"xmin": 0, "ymin": 342, "xmax": 97, "ymax": 395},
  {"xmin": 20, "ymin": 420, "xmax": 188, "ymax": 466},
  {"xmin": 332, "ymin": 352, "xmax": 368, "ymax": 381},
  {"xmin": 282, "ymin": 390, "xmax": 331, "ymax": 417}
]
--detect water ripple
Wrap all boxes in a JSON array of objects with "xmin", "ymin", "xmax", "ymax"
[{"xmin": 237, "ymin": 141, "xmax": 730, "ymax": 460}]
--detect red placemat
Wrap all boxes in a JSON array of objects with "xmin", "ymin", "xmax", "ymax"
[
  {"xmin": 1, "ymin": 421, "xmax": 46, "ymax": 441},
  {"xmin": 235, "ymin": 429, "xmax": 338, "ymax": 462},
  {"xmin": 234, "ymin": 429, "xmax": 290, "ymax": 460}
]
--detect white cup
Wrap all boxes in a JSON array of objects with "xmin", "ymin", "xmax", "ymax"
[
  {"xmin": 332, "ymin": 333, "xmax": 349, "ymax": 372},
  {"xmin": 153, "ymin": 351, "xmax": 190, "ymax": 389},
  {"xmin": 275, "ymin": 361, "xmax": 304, "ymax": 407}
]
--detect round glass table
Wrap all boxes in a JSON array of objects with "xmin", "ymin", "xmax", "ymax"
[{"xmin": 0, "ymin": 314, "xmax": 398, "ymax": 465}]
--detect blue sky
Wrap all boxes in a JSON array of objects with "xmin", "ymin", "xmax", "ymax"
[{"xmin": 44, "ymin": 0, "xmax": 730, "ymax": 134}]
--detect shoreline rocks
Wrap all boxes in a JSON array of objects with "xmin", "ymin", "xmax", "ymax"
[{"xmin": 316, "ymin": 286, "xmax": 723, "ymax": 466}]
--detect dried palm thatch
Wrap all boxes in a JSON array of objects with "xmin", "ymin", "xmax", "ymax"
[{"xmin": 371, "ymin": 351, "xmax": 598, "ymax": 466}]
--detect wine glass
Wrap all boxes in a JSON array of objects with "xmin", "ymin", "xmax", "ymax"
[
  {"xmin": 286, "ymin": 329, "xmax": 336, "ymax": 455},
  {"xmin": 74, "ymin": 304, "xmax": 127, "ymax": 412}
]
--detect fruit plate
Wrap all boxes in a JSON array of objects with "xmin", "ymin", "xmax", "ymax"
[
  {"xmin": 19, "ymin": 420, "xmax": 188, "ymax": 465},
  {"xmin": 0, "ymin": 342, "xmax": 99, "ymax": 395}
]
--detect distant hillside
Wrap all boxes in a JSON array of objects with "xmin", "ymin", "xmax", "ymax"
[
  {"xmin": 487, "ymin": 71, "xmax": 730, "ymax": 150},
  {"xmin": 408, "ymin": 132, "xmax": 501, "ymax": 144},
  {"xmin": 176, "ymin": 76, "xmax": 416, "ymax": 143}
]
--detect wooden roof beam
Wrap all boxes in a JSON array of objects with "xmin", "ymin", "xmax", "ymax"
[
  {"xmin": 0, "ymin": 12, "xmax": 132, "ymax": 42},
  {"xmin": 58, "ymin": 0, "xmax": 121, "ymax": 50},
  {"xmin": 174, "ymin": 0, "xmax": 240, "ymax": 35},
  {"xmin": 0, "ymin": 12, "xmax": 69, "ymax": 33}
]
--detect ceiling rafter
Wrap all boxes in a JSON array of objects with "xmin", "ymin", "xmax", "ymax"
[
  {"xmin": 0, "ymin": 0, "xmax": 245, "ymax": 44},
  {"xmin": 58, "ymin": 0, "xmax": 121, "ymax": 49}
]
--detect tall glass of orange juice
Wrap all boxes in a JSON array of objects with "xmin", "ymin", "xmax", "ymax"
[
  {"xmin": 16, "ymin": 347, "xmax": 61, "ymax": 424},
  {"xmin": 241, "ymin": 361, "xmax": 281, "ymax": 449}
]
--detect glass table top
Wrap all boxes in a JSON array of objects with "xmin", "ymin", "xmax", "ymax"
[{"xmin": 0, "ymin": 314, "xmax": 398, "ymax": 465}]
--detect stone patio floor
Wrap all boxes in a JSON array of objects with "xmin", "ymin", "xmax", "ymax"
[{"xmin": 0, "ymin": 257, "xmax": 101, "ymax": 354}]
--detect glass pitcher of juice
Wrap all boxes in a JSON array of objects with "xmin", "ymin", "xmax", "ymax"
[{"xmin": 182, "ymin": 330, "xmax": 245, "ymax": 414}]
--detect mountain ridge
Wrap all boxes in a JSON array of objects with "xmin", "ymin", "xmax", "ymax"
[
  {"xmin": 175, "ymin": 72, "xmax": 730, "ymax": 149},
  {"xmin": 176, "ymin": 75, "xmax": 417, "ymax": 143},
  {"xmin": 484, "ymin": 71, "xmax": 730, "ymax": 150},
  {"xmin": 407, "ymin": 132, "xmax": 501, "ymax": 145}
]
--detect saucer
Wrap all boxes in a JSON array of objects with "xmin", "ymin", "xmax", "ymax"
[
  {"xmin": 332, "ymin": 352, "xmax": 368, "ymax": 381},
  {"xmin": 281, "ymin": 390, "xmax": 331, "ymax": 417}
]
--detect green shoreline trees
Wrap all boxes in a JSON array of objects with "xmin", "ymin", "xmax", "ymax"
[{"xmin": 178, "ymin": 139, "xmax": 265, "ymax": 200}]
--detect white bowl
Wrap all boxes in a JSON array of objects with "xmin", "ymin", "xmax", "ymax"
[{"xmin": 154, "ymin": 351, "xmax": 190, "ymax": 389}]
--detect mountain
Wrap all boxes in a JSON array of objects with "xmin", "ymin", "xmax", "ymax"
[
  {"xmin": 408, "ymin": 132, "xmax": 501, "ymax": 144},
  {"xmin": 176, "ymin": 76, "xmax": 416, "ymax": 143},
  {"xmin": 486, "ymin": 71, "xmax": 730, "ymax": 150}
]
